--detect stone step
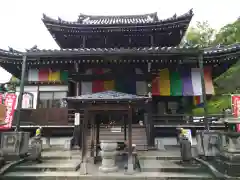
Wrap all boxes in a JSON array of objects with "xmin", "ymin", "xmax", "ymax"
[
  {"xmin": 138, "ymin": 151, "xmax": 182, "ymax": 160},
  {"xmin": 139, "ymin": 159, "xmax": 204, "ymax": 173},
  {"xmin": 41, "ymin": 150, "xmax": 81, "ymax": 160},
  {"xmin": 3, "ymin": 171, "xmax": 213, "ymax": 180},
  {"xmin": 98, "ymin": 134, "xmax": 146, "ymax": 137},
  {"xmin": 12, "ymin": 159, "xmax": 80, "ymax": 172}
]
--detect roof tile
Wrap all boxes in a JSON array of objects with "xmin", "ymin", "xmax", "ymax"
[{"xmin": 64, "ymin": 90, "xmax": 149, "ymax": 102}]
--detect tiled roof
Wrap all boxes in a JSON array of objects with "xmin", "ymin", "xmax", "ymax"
[
  {"xmin": 64, "ymin": 90, "xmax": 149, "ymax": 102},
  {"xmin": 42, "ymin": 9, "xmax": 193, "ymax": 25},
  {"xmin": 78, "ymin": 13, "xmax": 158, "ymax": 25},
  {"xmin": 0, "ymin": 48, "xmax": 22, "ymax": 57},
  {"xmin": 0, "ymin": 43, "xmax": 239, "ymax": 59},
  {"xmin": 25, "ymin": 46, "xmax": 199, "ymax": 56},
  {"xmin": 204, "ymin": 43, "xmax": 240, "ymax": 55}
]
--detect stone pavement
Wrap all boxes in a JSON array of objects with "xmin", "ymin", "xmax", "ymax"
[{"xmin": 40, "ymin": 136, "xmax": 197, "ymax": 146}]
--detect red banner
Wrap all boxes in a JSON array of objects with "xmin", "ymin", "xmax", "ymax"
[
  {"xmin": 232, "ymin": 95, "xmax": 240, "ymax": 118},
  {"xmin": 237, "ymin": 124, "xmax": 240, "ymax": 132},
  {"xmin": 0, "ymin": 93, "xmax": 2, "ymax": 104},
  {"xmin": 232, "ymin": 95, "xmax": 240, "ymax": 132},
  {"xmin": 0, "ymin": 93, "xmax": 17, "ymax": 130}
]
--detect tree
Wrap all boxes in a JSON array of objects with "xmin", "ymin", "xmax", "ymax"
[
  {"xmin": 213, "ymin": 19, "xmax": 240, "ymax": 45},
  {"xmin": 183, "ymin": 21, "xmax": 216, "ymax": 47}
]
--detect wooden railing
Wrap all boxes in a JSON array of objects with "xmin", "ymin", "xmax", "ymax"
[
  {"xmin": 12, "ymin": 108, "xmax": 69, "ymax": 126},
  {"xmin": 152, "ymin": 114, "xmax": 224, "ymax": 125}
]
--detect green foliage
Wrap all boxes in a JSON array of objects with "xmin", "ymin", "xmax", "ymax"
[
  {"xmin": 184, "ymin": 19, "xmax": 240, "ymax": 114},
  {"xmin": 183, "ymin": 21, "xmax": 216, "ymax": 47},
  {"xmin": 213, "ymin": 20, "xmax": 240, "ymax": 45},
  {"xmin": 214, "ymin": 60, "xmax": 240, "ymax": 94},
  {"xmin": 192, "ymin": 95, "xmax": 231, "ymax": 115}
]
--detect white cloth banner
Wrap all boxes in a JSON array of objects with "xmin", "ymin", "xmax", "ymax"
[{"xmin": 191, "ymin": 68, "xmax": 202, "ymax": 96}]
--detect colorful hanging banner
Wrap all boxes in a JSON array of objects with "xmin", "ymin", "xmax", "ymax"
[
  {"xmin": 0, "ymin": 93, "xmax": 17, "ymax": 130},
  {"xmin": 28, "ymin": 69, "xmax": 68, "ymax": 82},
  {"xmin": 152, "ymin": 67, "xmax": 215, "ymax": 96},
  {"xmin": 193, "ymin": 96, "xmax": 204, "ymax": 107},
  {"xmin": 81, "ymin": 68, "xmax": 147, "ymax": 95}
]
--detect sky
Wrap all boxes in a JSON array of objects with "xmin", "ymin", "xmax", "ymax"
[{"xmin": 0, "ymin": 0, "xmax": 239, "ymax": 82}]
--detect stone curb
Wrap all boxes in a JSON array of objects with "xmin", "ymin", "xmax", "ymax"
[
  {"xmin": 0, "ymin": 159, "xmax": 26, "ymax": 175},
  {"xmin": 194, "ymin": 157, "xmax": 231, "ymax": 180}
]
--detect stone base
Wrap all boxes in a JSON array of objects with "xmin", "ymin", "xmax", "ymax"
[
  {"xmin": 99, "ymin": 165, "xmax": 118, "ymax": 173},
  {"xmin": 219, "ymin": 151, "xmax": 240, "ymax": 162},
  {"xmin": 79, "ymin": 162, "xmax": 87, "ymax": 175},
  {"xmin": 0, "ymin": 131, "xmax": 30, "ymax": 161},
  {"xmin": 196, "ymin": 130, "xmax": 220, "ymax": 157},
  {"xmin": 124, "ymin": 163, "xmax": 134, "ymax": 175},
  {"xmin": 216, "ymin": 159, "xmax": 240, "ymax": 177},
  {"xmin": 0, "ymin": 157, "xmax": 4, "ymax": 168}
]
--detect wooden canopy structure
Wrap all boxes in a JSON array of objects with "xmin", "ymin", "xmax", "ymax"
[{"xmin": 64, "ymin": 91, "xmax": 151, "ymax": 170}]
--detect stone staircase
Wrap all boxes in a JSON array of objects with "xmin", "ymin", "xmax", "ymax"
[
  {"xmin": 87, "ymin": 126, "xmax": 148, "ymax": 151},
  {"xmin": 138, "ymin": 150, "xmax": 215, "ymax": 179},
  {"xmin": 2, "ymin": 145, "xmax": 216, "ymax": 180},
  {"xmin": 2, "ymin": 150, "xmax": 81, "ymax": 180}
]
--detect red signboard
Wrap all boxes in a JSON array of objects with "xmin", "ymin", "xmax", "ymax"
[
  {"xmin": 0, "ymin": 93, "xmax": 17, "ymax": 130},
  {"xmin": 0, "ymin": 93, "xmax": 2, "ymax": 104},
  {"xmin": 232, "ymin": 95, "xmax": 240, "ymax": 132},
  {"xmin": 232, "ymin": 95, "xmax": 240, "ymax": 118}
]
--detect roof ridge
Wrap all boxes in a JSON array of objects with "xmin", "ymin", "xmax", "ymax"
[{"xmin": 42, "ymin": 9, "xmax": 193, "ymax": 25}]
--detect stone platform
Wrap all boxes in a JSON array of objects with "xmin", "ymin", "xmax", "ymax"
[{"xmin": 1, "ymin": 137, "xmax": 215, "ymax": 180}]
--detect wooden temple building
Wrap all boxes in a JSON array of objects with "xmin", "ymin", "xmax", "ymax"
[{"xmin": 0, "ymin": 9, "xmax": 240, "ymax": 148}]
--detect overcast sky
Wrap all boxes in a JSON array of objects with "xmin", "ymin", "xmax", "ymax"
[{"xmin": 0, "ymin": 0, "xmax": 239, "ymax": 82}]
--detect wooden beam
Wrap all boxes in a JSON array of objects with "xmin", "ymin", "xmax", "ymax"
[
  {"xmin": 69, "ymin": 73, "xmax": 151, "ymax": 81},
  {"xmin": 87, "ymin": 104, "xmax": 129, "ymax": 111}
]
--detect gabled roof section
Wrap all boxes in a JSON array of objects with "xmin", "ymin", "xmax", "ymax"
[
  {"xmin": 42, "ymin": 9, "xmax": 193, "ymax": 26},
  {"xmin": 64, "ymin": 90, "xmax": 150, "ymax": 102}
]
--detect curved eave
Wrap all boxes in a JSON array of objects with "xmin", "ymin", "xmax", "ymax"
[
  {"xmin": 42, "ymin": 11, "xmax": 193, "ymax": 30},
  {"xmin": 203, "ymin": 44, "xmax": 240, "ymax": 60},
  {"xmin": 0, "ymin": 49, "xmax": 23, "ymax": 77},
  {"xmin": 0, "ymin": 44, "xmax": 239, "ymax": 63},
  {"xmin": 25, "ymin": 46, "xmax": 200, "ymax": 58}
]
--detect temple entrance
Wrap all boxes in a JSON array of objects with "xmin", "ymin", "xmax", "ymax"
[
  {"xmin": 64, "ymin": 90, "xmax": 151, "ymax": 173},
  {"xmin": 95, "ymin": 109, "xmax": 145, "ymax": 126}
]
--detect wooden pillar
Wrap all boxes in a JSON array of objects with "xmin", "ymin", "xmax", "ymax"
[
  {"xmin": 145, "ymin": 103, "xmax": 154, "ymax": 147},
  {"xmin": 95, "ymin": 114, "xmax": 100, "ymax": 160},
  {"xmin": 147, "ymin": 62, "xmax": 152, "ymax": 97},
  {"xmin": 198, "ymin": 53, "xmax": 209, "ymax": 130},
  {"xmin": 74, "ymin": 62, "xmax": 80, "ymax": 96},
  {"xmin": 45, "ymin": 129, "xmax": 51, "ymax": 149},
  {"xmin": 146, "ymin": 62, "xmax": 154, "ymax": 146},
  {"xmin": 127, "ymin": 105, "xmax": 134, "ymax": 173},
  {"xmin": 82, "ymin": 36, "xmax": 86, "ymax": 48},
  {"xmin": 80, "ymin": 109, "xmax": 88, "ymax": 174},
  {"xmin": 15, "ymin": 55, "xmax": 27, "ymax": 131},
  {"xmin": 150, "ymin": 35, "xmax": 154, "ymax": 46},
  {"xmin": 90, "ymin": 114, "xmax": 95, "ymax": 158},
  {"xmin": 124, "ymin": 115, "xmax": 127, "ymax": 141}
]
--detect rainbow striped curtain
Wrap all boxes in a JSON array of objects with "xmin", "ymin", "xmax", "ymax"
[
  {"xmin": 152, "ymin": 67, "xmax": 214, "ymax": 96},
  {"xmin": 28, "ymin": 69, "xmax": 68, "ymax": 82}
]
